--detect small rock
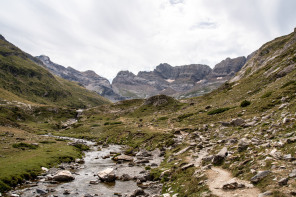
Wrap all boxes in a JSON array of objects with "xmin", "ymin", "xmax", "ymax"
[
  {"xmin": 162, "ymin": 193, "xmax": 171, "ymax": 197},
  {"xmin": 287, "ymin": 137, "xmax": 296, "ymax": 144},
  {"xmin": 89, "ymin": 180, "xmax": 99, "ymax": 184},
  {"xmin": 222, "ymin": 181, "xmax": 245, "ymax": 190},
  {"xmin": 230, "ymin": 118, "xmax": 245, "ymax": 126},
  {"xmin": 130, "ymin": 188, "xmax": 146, "ymax": 197},
  {"xmin": 114, "ymin": 154, "xmax": 134, "ymax": 161},
  {"xmin": 120, "ymin": 174, "xmax": 132, "ymax": 181},
  {"xmin": 41, "ymin": 167, "xmax": 49, "ymax": 172},
  {"xmin": 63, "ymin": 189, "xmax": 71, "ymax": 195},
  {"xmin": 289, "ymin": 169, "xmax": 296, "ymax": 178},
  {"xmin": 283, "ymin": 117, "xmax": 291, "ymax": 124},
  {"xmin": 250, "ymin": 171, "xmax": 270, "ymax": 184},
  {"xmin": 278, "ymin": 177, "xmax": 289, "ymax": 186},
  {"xmin": 181, "ymin": 163, "xmax": 194, "ymax": 170},
  {"xmin": 258, "ymin": 191, "xmax": 273, "ymax": 197},
  {"xmin": 36, "ymin": 188, "xmax": 48, "ymax": 195},
  {"xmin": 10, "ymin": 194, "xmax": 20, "ymax": 197}
]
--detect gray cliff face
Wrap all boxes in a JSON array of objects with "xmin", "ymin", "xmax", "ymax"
[
  {"xmin": 112, "ymin": 57, "xmax": 247, "ymax": 99},
  {"xmin": 36, "ymin": 55, "xmax": 123, "ymax": 102},
  {"xmin": 209, "ymin": 56, "xmax": 247, "ymax": 79},
  {"xmin": 36, "ymin": 54, "xmax": 247, "ymax": 101}
]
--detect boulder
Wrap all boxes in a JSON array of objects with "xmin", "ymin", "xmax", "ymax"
[
  {"xmin": 212, "ymin": 147, "xmax": 228, "ymax": 165},
  {"xmin": 230, "ymin": 118, "xmax": 245, "ymax": 126},
  {"xmin": 237, "ymin": 138, "xmax": 250, "ymax": 152},
  {"xmin": 250, "ymin": 171, "xmax": 270, "ymax": 184},
  {"xmin": 114, "ymin": 154, "xmax": 134, "ymax": 161},
  {"xmin": 52, "ymin": 170, "xmax": 75, "ymax": 182},
  {"xmin": 287, "ymin": 137, "xmax": 296, "ymax": 144},
  {"xmin": 269, "ymin": 149, "xmax": 282, "ymax": 160},
  {"xmin": 278, "ymin": 177, "xmax": 289, "ymax": 186},
  {"xmin": 97, "ymin": 168, "xmax": 116, "ymax": 182}
]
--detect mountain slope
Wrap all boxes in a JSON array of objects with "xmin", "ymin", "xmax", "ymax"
[
  {"xmin": 35, "ymin": 55, "xmax": 124, "ymax": 102},
  {"xmin": 0, "ymin": 35, "xmax": 110, "ymax": 108}
]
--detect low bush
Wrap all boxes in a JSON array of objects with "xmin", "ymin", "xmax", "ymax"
[
  {"xmin": 240, "ymin": 100, "xmax": 251, "ymax": 107},
  {"xmin": 207, "ymin": 107, "xmax": 230, "ymax": 115},
  {"xmin": 12, "ymin": 142, "xmax": 38, "ymax": 150},
  {"xmin": 104, "ymin": 121, "xmax": 122, "ymax": 126}
]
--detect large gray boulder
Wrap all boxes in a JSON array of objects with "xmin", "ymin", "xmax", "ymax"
[
  {"xmin": 97, "ymin": 168, "xmax": 116, "ymax": 182},
  {"xmin": 52, "ymin": 170, "xmax": 75, "ymax": 182}
]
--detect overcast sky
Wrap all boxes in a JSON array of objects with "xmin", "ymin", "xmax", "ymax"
[{"xmin": 0, "ymin": 0, "xmax": 295, "ymax": 81}]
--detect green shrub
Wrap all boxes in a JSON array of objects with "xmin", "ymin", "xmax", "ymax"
[
  {"xmin": 158, "ymin": 117, "xmax": 168, "ymax": 121},
  {"xmin": 39, "ymin": 140, "xmax": 56, "ymax": 144},
  {"xmin": 12, "ymin": 142, "xmax": 38, "ymax": 150},
  {"xmin": 104, "ymin": 121, "xmax": 122, "ymax": 126},
  {"xmin": 0, "ymin": 180, "xmax": 11, "ymax": 192},
  {"xmin": 281, "ymin": 80, "xmax": 296, "ymax": 88},
  {"xmin": 240, "ymin": 100, "xmax": 251, "ymax": 107},
  {"xmin": 207, "ymin": 107, "xmax": 230, "ymax": 115}
]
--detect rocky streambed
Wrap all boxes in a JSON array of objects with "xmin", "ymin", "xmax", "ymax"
[{"xmin": 6, "ymin": 136, "xmax": 164, "ymax": 197}]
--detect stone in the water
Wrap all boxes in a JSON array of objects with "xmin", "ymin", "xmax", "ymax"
[
  {"xmin": 113, "ymin": 154, "xmax": 134, "ymax": 161},
  {"xmin": 36, "ymin": 188, "xmax": 48, "ymax": 195},
  {"xmin": 130, "ymin": 188, "xmax": 146, "ymax": 197},
  {"xmin": 52, "ymin": 170, "xmax": 75, "ymax": 182},
  {"xmin": 97, "ymin": 168, "xmax": 116, "ymax": 182},
  {"xmin": 63, "ymin": 189, "xmax": 71, "ymax": 195},
  {"xmin": 41, "ymin": 167, "xmax": 49, "ymax": 172},
  {"xmin": 120, "ymin": 174, "xmax": 132, "ymax": 181}
]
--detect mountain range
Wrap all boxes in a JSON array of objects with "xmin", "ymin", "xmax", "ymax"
[{"xmin": 36, "ymin": 54, "xmax": 249, "ymax": 101}]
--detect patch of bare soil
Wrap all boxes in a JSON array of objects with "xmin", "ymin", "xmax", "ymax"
[{"xmin": 206, "ymin": 167, "xmax": 260, "ymax": 197}]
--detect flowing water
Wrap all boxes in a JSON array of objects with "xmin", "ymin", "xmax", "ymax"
[{"xmin": 7, "ymin": 136, "xmax": 161, "ymax": 197}]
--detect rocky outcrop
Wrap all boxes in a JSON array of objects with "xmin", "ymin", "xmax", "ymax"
[
  {"xmin": 231, "ymin": 31, "xmax": 296, "ymax": 83},
  {"xmin": 113, "ymin": 57, "xmax": 246, "ymax": 99},
  {"xmin": 35, "ymin": 55, "xmax": 124, "ymax": 102},
  {"xmin": 208, "ymin": 56, "xmax": 246, "ymax": 79}
]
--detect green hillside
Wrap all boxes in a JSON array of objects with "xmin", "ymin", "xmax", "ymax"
[{"xmin": 0, "ymin": 36, "xmax": 110, "ymax": 108}]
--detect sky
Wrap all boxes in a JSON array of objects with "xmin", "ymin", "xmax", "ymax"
[{"xmin": 0, "ymin": 0, "xmax": 295, "ymax": 82}]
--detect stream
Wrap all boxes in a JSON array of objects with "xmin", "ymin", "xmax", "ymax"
[{"xmin": 6, "ymin": 136, "xmax": 163, "ymax": 197}]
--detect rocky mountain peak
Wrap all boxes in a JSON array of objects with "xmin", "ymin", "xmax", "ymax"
[
  {"xmin": 211, "ymin": 56, "xmax": 246, "ymax": 78},
  {"xmin": 35, "ymin": 55, "xmax": 123, "ymax": 102}
]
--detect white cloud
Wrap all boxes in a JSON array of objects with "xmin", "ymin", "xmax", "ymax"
[{"xmin": 0, "ymin": 0, "xmax": 295, "ymax": 82}]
